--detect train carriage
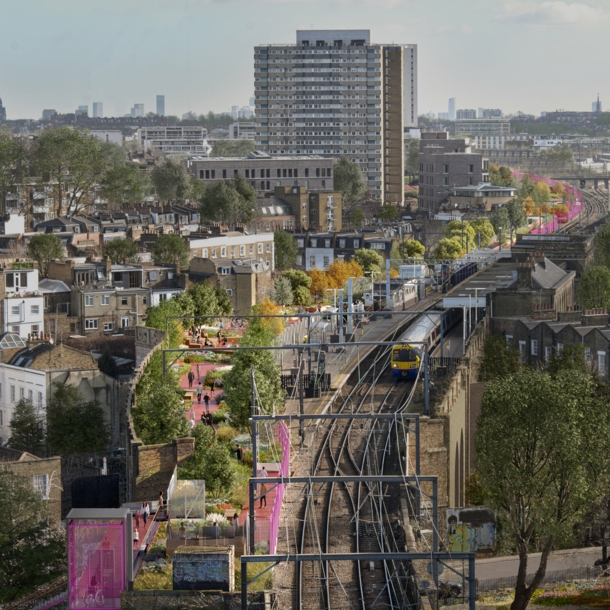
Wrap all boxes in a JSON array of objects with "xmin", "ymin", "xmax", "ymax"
[{"xmin": 391, "ymin": 309, "xmax": 461, "ymax": 379}]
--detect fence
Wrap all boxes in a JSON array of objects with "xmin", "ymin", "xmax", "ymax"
[
  {"xmin": 476, "ymin": 565, "xmax": 603, "ymax": 594},
  {"xmin": 166, "ymin": 469, "xmax": 206, "ymax": 520},
  {"xmin": 269, "ymin": 421, "xmax": 291, "ymax": 555}
]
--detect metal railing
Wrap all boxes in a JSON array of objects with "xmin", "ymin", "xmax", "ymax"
[{"xmin": 476, "ymin": 565, "xmax": 603, "ymax": 594}]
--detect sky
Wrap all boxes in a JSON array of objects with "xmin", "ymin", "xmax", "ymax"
[{"xmin": 1, "ymin": 0, "xmax": 610, "ymax": 120}]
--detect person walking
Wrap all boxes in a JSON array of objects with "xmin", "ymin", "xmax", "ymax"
[
  {"xmin": 203, "ymin": 393, "xmax": 211, "ymax": 412},
  {"xmin": 133, "ymin": 528, "xmax": 139, "ymax": 548},
  {"xmin": 134, "ymin": 511, "xmax": 140, "ymax": 529},
  {"xmin": 140, "ymin": 501, "xmax": 150, "ymax": 526},
  {"xmin": 159, "ymin": 491, "xmax": 164, "ymax": 509},
  {"xmin": 196, "ymin": 383, "xmax": 203, "ymax": 403},
  {"xmin": 187, "ymin": 370, "xmax": 195, "ymax": 388},
  {"xmin": 258, "ymin": 465, "xmax": 268, "ymax": 508}
]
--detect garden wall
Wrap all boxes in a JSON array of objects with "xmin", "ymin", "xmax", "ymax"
[{"xmin": 125, "ymin": 331, "xmax": 194, "ymax": 503}]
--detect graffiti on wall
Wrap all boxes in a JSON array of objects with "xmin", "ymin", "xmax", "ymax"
[{"xmin": 447, "ymin": 507, "xmax": 496, "ymax": 556}]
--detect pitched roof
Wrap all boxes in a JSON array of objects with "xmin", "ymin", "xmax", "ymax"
[{"xmin": 531, "ymin": 259, "xmax": 571, "ymax": 289}]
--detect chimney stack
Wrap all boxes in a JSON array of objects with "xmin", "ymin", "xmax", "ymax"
[{"xmin": 516, "ymin": 260, "xmax": 533, "ymax": 291}]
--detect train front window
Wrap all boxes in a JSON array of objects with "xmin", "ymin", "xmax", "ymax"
[{"xmin": 394, "ymin": 348, "xmax": 419, "ymax": 362}]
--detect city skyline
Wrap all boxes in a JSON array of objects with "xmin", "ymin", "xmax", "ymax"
[{"xmin": 1, "ymin": 0, "xmax": 610, "ymax": 120}]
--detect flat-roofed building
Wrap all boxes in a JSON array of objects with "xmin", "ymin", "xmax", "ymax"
[
  {"xmin": 186, "ymin": 152, "xmax": 336, "ymax": 193},
  {"xmin": 139, "ymin": 125, "xmax": 210, "ymax": 155}
]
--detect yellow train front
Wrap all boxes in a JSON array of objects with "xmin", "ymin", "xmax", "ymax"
[
  {"xmin": 391, "ymin": 313, "xmax": 443, "ymax": 379},
  {"xmin": 391, "ymin": 344, "xmax": 422, "ymax": 379}
]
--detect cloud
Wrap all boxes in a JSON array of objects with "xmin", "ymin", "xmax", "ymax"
[{"xmin": 498, "ymin": 1, "xmax": 608, "ymax": 26}]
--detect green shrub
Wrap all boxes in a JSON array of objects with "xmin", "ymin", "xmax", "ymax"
[
  {"xmin": 216, "ymin": 424, "xmax": 239, "ymax": 444},
  {"xmin": 212, "ymin": 408, "xmax": 227, "ymax": 423}
]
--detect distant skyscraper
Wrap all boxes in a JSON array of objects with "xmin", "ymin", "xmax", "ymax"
[
  {"xmin": 76, "ymin": 105, "xmax": 88, "ymax": 116},
  {"xmin": 249, "ymin": 97, "xmax": 255, "ymax": 107},
  {"xmin": 156, "ymin": 95, "xmax": 165, "ymax": 116},
  {"xmin": 42, "ymin": 109, "xmax": 56, "ymax": 121},
  {"xmin": 92, "ymin": 102, "xmax": 103, "ymax": 118},
  {"xmin": 231, "ymin": 105, "xmax": 239, "ymax": 120},
  {"xmin": 131, "ymin": 104, "xmax": 144, "ymax": 118},
  {"xmin": 456, "ymin": 109, "xmax": 476, "ymax": 120},
  {"xmin": 593, "ymin": 94, "xmax": 602, "ymax": 113},
  {"xmin": 448, "ymin": 98, "xmax": 456, "ymax": 121},
  {"xmin": 0, "ymin": 98, "xmax": 6, "ymax": 122},
  {"xmin": 478, "ymin": 107, "xmax": 484, "ymax": 119}
]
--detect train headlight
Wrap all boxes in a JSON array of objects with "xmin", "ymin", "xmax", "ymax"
[{"xmin": 393, "ymin": 363, "xmax": 398, "ymax": 368}]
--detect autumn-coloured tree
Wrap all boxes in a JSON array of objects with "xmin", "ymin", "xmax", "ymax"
[
  {"xmin": 252, "ymin": 297, "xmax": 284, "ymax": 336},
  {"xmin": 532, "ymin": 181, "xmax": 551, "ymax": 207},
  {"xmin": 523, "ymin": 197, "xmax": 536, "ymax": 215},
  {"xmin": 308, "ymin": 269, "xmax": 330, "ymax": 299},
  {"xmin": 551, "ymin": 182, "xmax": 565, "ymax": 195},
  {"xmin": 326, "ymin": 259, "xmax": 364, "ymax": 289}
]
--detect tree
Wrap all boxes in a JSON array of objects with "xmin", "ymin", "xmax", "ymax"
[
  {"xmin": 99, "ymin": 163, "xmax": 150, "ymax": 209},
  {"xmin": 132, "ymin": 377, "xmax": 190, "ymax": 445},
  {"xmin": 378, "ymin": 204, "xmax": 398, "ymax": 222},
  {"xmin": 210, "ymin": 140, "xmax": 255, "ymax": 157},
  {"xmin": 34, "ymin": 127, "xmax": 113, "ymax": 216},
  {"xmin": 476, "ymin": 369, "xmax": 610, "ymax": 610},
  {"xmin": 294, "ymin": 285, "xmax": 312, "ymax": 306},
  {"xmin": 516, "ymin": 174, "xmax": 535, "ymax": 200},
  {"xmin": 0, "ymin": 132, "xmax": 27, "ymax": 216},
  {"xmin": 433, "ymin": 237, "xmax": 463, "ymax": 260},
  {"xmin": 189, "ymin": 281, "xmax": 233, "ymax": 318},
  {"xmin": 405, "ymin": 139, "xmax": 419, "ymax": 179},
  {"xmin": 350, "ymin": 207, "xmax": 365, "ymax": 227},
  {"xmin": 224, "ymin": 325, "xmax": 284, "ymax": 431},
  {"xmin": 152, "ymin": 234, "xmax": 189, "ymax": 270},
  {"xmin": 308, "ymin": 269, "xmax": 330, "ymax": 300},
  {"xmin": 488, "ymin": 165, "xmax": 514, "ymax": 187},
  {"xmin": 595, "ymin": 220, "xmax": 610, "ymax": 267},
  {"xmin": 46, "ymin": 383, "xmax": 110, "ymax": 455},
  {"xmin": 544, "ymin": 143, "xmax": 573, "ymax": 164},
  {"xmin": 199, "ymin": 177, "xmax": 257, "ymax": 227},
  {"xmin": 478, "ymin": 335, "xmax": 520, "ymax": 382},
  {"xmin": 551, "ymin": 182, "xmax": 565, "ymax": 195},
  {"xmin": 333, "ymin": 157, "xmax": 366, "ymax": 206},
  {"xmin": 232, "ymin": 174, "xmax": 257, "ymax": 224},
  {"xmin": 393, "ymin": 239, "xmax": 425, "ymax": 259},
  {"xmin": 104, "ymin": 238, "xmax": 139, "ymax": 264},
  {"xmin": 179, "ymin": 424, "xmax": 236, "ymax": 497},
  {"xmin": 505, "ymin": 199, "xmax": 528, "ymax": 241},
  {"xmin": 273, "ymin": 277, "xmax": 293, "ymax": 306},
  {"xmin": 97, "ymin": 345, "xmax": 119, "ymax": 378},
  {"xmin": 547, "ymin": 344, "xmax": 588, "ymax": 377},
  {"xmin": 282, "ymin": 269, "xmax": 312, "ymax": 292},
  {"xmin": 577, "ymin": 266, "xmax": 610, "ymax": 310},
  {"xmin": 326, "ymin": 259, "xmax": 364, "ymax": 288},
  {"xmin": 274, "ymin": 230, "xmax": 297, "ymax": 269},
  {"xmin": 8, "ymin": 399, "xmax": 45, "ymax": 456},
  {"xmin": 0, "ymin": 470, "xmax": 66, "ymax": 602},
  {"xmin": 27, "ymin": 234, "xmax": 63, "ymax": 278},
  {"xmin": 353, "ymin": 249, "xmax": 384, "ymax": 274},
  {"xmin": 531, "ymin": 181, "xmax": 551, "ymax": 207},
  {"xmin": 251, "ymin": 297, "xmax": 284, "ymax": 336},
  {"xmin": 468, "ymin": 218, "xmax": 495, "ymax": 247},
  {"xmin": 151, "ymin": 158, "xmax": 192, "ymax": 203},
  {"xmin": 445, "ymin": 220, "xmax": 476, "ymax": 252},
  {"xmin": 490, "ymin": 206, "xmax": 511, "ymax": 243},
  {"xmin": 145, "ymin": 297, "xmax": 187, "ymax": 348}
]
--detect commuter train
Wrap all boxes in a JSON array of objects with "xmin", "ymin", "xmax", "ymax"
[{"xmin": 391, "ymin": 309, "xmax": 461, "ymax": 379}]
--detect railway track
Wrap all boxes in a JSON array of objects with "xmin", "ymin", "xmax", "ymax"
[
  {"xmin": 564, "ymin": 189, "xmax": 609, "ymax": 233},
  {"xmin": 295, "ymin": 320, "xmax": 424, "ymax": 610}
]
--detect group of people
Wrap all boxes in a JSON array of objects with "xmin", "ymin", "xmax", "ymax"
[{"xmin": 132, "ymin": 493, "xmax": 164, "ymax": 548}]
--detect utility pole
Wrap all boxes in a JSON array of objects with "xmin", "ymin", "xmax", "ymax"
[{"xmin": 249, "ymin": 366, "xmax": 257, "ymax": 554}]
